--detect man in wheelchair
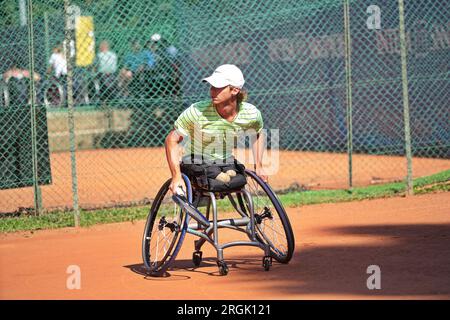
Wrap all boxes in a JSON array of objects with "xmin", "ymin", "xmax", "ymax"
[
  {"xmin": 164, "ymin": 64, "xmax": 267, "ymax": 194},
  {"xmin": 142, "ymin": 64, "xmax": 293, "ymax": 276}
]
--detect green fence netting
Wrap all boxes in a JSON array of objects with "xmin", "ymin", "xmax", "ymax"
[
  {"xmin": 0, "ymin": 105, "xmax": 51, "ymax": 189},
  {"xmin": 0, "ymin": 0, "xmax": 448, "ymax": 216}
]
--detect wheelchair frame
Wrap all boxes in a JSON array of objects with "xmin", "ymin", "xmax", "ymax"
[
  {"xmin": 142, "ymin": 169, "xmax": 294, "ymax": 276},
  {"xmin": 184, "ymin": 187, "xmax": 272, "ymax": 275}
]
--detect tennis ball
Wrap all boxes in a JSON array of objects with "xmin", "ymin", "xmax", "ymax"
[{"xmin": 215, "ymin": 172, "xmax": 231, "ymax": 183}]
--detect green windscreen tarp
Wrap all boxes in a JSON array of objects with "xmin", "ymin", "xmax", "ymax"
[{"xmin": 0, "ymin": 106, "xmax": 52, "ymax": 190}]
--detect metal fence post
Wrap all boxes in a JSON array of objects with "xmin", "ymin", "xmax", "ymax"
[
  {"xmin": 44, "ymin": 11, "xmax": 50, "ymax": 64},
  {"xmin": 27, "ymin": 0, "xmax": 43, "ymax": 215},
  {"xmin": 64, "ymin": 0, "xmax": 81, "ymax": 226},
  {"xmin": 398, "ymin": 0, "xmax": 414, "ymax": 195},
  {"xmin": 343, "ymin": 0, "xmax": 354, "ymax": 190}
]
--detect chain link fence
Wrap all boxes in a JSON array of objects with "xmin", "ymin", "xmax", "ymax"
[{"xmin": 0, "ymin": 0, "xmax": 449, "ymax": 216}]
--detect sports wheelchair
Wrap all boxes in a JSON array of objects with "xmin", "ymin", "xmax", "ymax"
[{"xmin": 142, "ymin": 161, "xmax": 295, "ymax": 276}]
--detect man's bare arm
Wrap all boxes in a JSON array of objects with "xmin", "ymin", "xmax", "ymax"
[
  {"xmin": 251, "ymin": 131, "xmax": 268, "ymax": 182},
  {"xmin": 165, "ymin": 129, "xmax": 184, "ymax": 193}
]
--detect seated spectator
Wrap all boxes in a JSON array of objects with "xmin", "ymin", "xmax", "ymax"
[
  {"xmin": 47, "ymin": 45, "xmax": 67, "ymax": 79},
  {"xmin": 143, "ymin": 41, "xmax": 157, "ymax": 71},
  {"xmin": 166, "ymin": 43, "xmax": 179, "ymax": 60},
  {"xmin": 95, "ymin": 40, "xmax": 118, "ymax": 101},
  {"xmin": 118, "ymin": 41, "xmax": 151, "ymax": 97},
  {"xmin": 44, "ymin": 45, "xmax": 68, "ymax": 107},
  {"xmin": 146, "ymin": 34, "xmax": 181, "ymax": 97},
  {"xmin": 3, "ymin": 62, "xmax": 41, "ymax": 106},
  {"xmin": 96, "ymin": 40, "xmax": 118, "ymax": 75},
  {"xmin": 3, "ymin": 63, "xmax": 40, "ymax": 84},
  {"xmin": 150, "ymin": 34, "xmax": 179, "ymax": 64}
]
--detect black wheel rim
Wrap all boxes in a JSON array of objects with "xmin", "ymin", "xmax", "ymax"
[
  {"xmin": 242, "ymin": 170, "xmax": 295, "ymax": 263},
  {"xmin": 142, "ymin": 175, "xmax": 192, "ymax": 275}
]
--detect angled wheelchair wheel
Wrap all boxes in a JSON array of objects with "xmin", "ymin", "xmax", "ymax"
[
  {"xmin": 142, "ymin": 174, "xmax": 193, "ymax": 276},
  {"xmin": 43, "ymin": 80, "xmax": 65, "ymax": 108},
  {"xmin": 241, "ymin": 170, "xmax": 295, "ymax": 264}
]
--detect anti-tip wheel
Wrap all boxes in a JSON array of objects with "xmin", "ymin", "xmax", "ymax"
[
  {"xmin": 263, "ymin": 256, "xmax": 272, "ymax": 271},
  {"xmin": 217, "ymin": 260, "xmax": 229, "ymax": 276},
  {"xmin": 193, "ymin": 251, "xmax": 203, "ymax": 267}
]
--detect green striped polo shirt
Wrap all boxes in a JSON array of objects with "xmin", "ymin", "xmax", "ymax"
[{"xmin": 174, "ymin": 100, "xmax": 264, "ymax": 161}]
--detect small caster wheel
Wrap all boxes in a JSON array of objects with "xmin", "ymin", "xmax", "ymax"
[
  {"xmin": 263, "ymin": 256, "xmax": 272, "ymax": 271},
  {"xmin": 193, "ymin": 251, "xmax": 203, "ymax": 267},
  {"xmin": 217, "ymin": 260, "xmax": 229, "ymax": 276}
]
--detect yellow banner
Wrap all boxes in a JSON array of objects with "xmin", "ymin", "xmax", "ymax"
[{"xmin": 75, "ymin": 16, "xmax": 95, "ymax": 66}]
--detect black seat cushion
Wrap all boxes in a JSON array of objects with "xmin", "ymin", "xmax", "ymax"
[{"xmin": 180, "ymin": 155, "xmax": 247, "ymax": 192}]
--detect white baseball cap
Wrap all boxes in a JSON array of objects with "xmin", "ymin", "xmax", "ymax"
[
  {"xmin": 151, "ymin": 33, "xmax": 161, "ymax": 42},
  {"xmin": 202, "ymin": 64, "xmax": 245, "ymax": 89}
]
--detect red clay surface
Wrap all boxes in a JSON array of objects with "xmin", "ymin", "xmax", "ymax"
[
  {"xmin": 1, "ymin": 147, "xmax": 449, "ymax": 212},
  {"xmin": 1, "ymin": 192, "xmax": 449, "ymax": 300}
]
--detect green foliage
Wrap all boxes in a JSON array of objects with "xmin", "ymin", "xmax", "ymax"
[
  {"xmin": 0, "ymin": 1, "xmax": 18, "ymax": 26},
  {"xmin": 0, "ymin": 0, "xmax": 64, "ymax": 27}
]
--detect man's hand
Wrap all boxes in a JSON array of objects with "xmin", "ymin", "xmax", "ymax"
[{"xmin": 169, "ymin": 175, "xmax": 184, "ymax": 195}]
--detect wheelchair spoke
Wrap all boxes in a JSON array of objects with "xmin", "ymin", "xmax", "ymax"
[
  {"xmin": 153, "ymin": 229, "xmax": 161, "ymax": 266},
  {"xmin": 243, "ymin": 170, "xmax": 295, "ymax": 263},
  {"xmin": 142, "ymin": 176, "xmax": 191, "ymax": 275},
  {"xmin": 152, "ymin": 220, "xmax": 178, "ymax": 251},
  {"xmin": 258, "ymin": 220, "xmax": 287, "ymax": 252}
]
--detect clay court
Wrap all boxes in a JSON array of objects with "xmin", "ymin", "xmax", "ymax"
[{"xmin": 1, "ymin": 191, "xmax": 449, "ymax": 300}]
